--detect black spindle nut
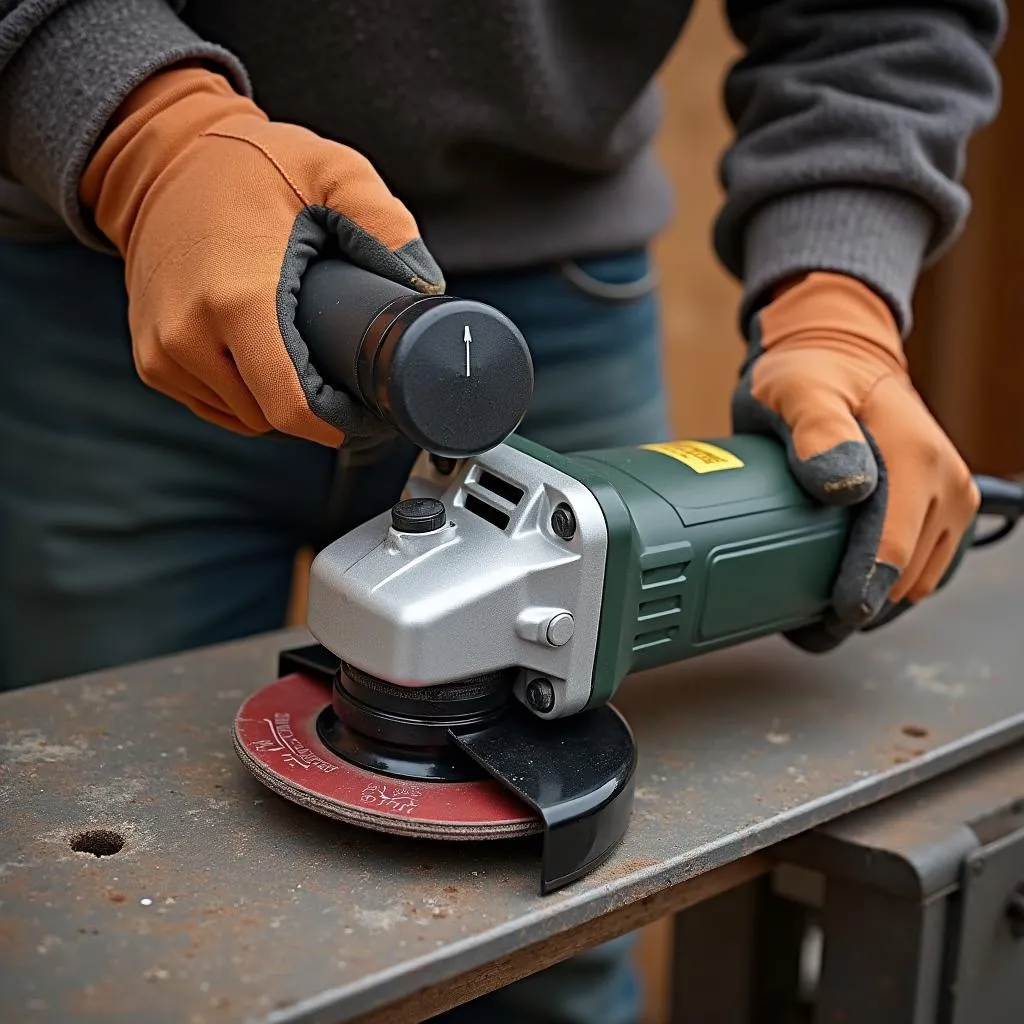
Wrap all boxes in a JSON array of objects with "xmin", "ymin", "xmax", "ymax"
[
  {"xmin": 551, "ymin": 503, "xmax": 577, "ymax": 541},
  {"xmin": 526, "ymin": 678, "xmax": 556, "ymax": 714}
]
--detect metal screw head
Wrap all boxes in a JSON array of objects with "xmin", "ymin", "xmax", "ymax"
[
  {"xmin": 525, "ymin": 677, "xmax": 556, "ymax": 714},
  {"xmin": 550, "ymin": 503, "xmax": 577, "ymax": 541},
  {"xmin": 545, "ymin": 612, "xmax": 575, "ymax": 647},
  {"xmin": 1006, "ymin": 885, "xmax": 1024, "ymax": 939}
]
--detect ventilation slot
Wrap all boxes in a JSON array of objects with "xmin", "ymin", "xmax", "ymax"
[
  {"xmin": 633, "ymin": 627, "xmax": 679, "ymax": 652},
  {"xmin": 465, "ymin": 494, "xmax": 510, "ymax": 530},
  {"xmin": 641, "ymin": 563, "xmax": 688, "ymax": 587},
  {"xmin": 477, "ymin": 471, "xmax": 524, "ymax": 505},
  {"xmin": 638, "ymin": 596, "xmax": 681, "ymax": 621}
]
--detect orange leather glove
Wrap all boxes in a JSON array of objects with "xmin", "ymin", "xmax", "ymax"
[
  {"xmin": 80, "ymin": 64, "xmax": 444, "ymax": 447},
  {"xmin": 732, "ymin": 272, "xmax": 979, "ymax": 647}
]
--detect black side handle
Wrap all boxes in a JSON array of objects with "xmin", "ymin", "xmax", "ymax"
[{"xmin": 296, "ymin": 259, "xmax": 534, "ymax": 459}]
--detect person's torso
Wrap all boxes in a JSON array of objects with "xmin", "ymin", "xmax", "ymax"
[
  {"xmin": 3, "ymin": 0, "xmax": 693, "ymax": 267},
  {"xmin": 182, "ymin": 0, "xmax": 690, "ymax": 199}
]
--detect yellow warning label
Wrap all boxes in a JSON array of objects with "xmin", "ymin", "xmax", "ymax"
[{"xmin": 640, "ymin": 440, "xmax": 744, "ymax": 473}]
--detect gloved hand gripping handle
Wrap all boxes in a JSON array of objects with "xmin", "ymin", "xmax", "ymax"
[{"xmin": 296, "ymin": 259, "xmax": 534, "ymax": 459}]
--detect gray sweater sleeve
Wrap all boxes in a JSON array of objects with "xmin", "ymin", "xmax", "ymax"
[
  {"xmin": 715, "ymin": 0, "xmax": 1005, "ymax": 336},
  {"xmin": 0, "ymin": 0, "xmax": 249, "ymax": 251}
]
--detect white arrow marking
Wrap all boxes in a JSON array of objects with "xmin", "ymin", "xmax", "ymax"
[{"xmin": 464, "ymin": 325, "xmax": 472, "ymax": 378}]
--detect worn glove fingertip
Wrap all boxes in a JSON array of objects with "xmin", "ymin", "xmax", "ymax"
[
  {"xmin": 833, "ymin": 560, "xmax": 901, "ymax": 628},
  {"xmin": 791, "ymin": 439, "xmax": 878, "ymax": 508},
  {"xmin": 395, "ymin": 237, "xmax": 445, "ymax": 294}
]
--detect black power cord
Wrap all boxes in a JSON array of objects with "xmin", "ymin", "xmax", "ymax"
[{"xmin": 972, "ymin": 475, "xmax": 1024, "ymax": 547}]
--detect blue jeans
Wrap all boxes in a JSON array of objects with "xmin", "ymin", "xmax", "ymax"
[{"xmin": 0, "ymin": 239, "xmax": 669, "ymax": 1023}]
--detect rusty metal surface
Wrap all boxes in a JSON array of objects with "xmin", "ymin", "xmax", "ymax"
[{"xmin": 1, "ymin": 534, "xmax": 1023, "ymax": 1023}]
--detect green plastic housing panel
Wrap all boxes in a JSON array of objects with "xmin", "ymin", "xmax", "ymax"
[
  {"xmin": 573, "ymin": 434, "xmax": 858, "ymax": 707},
  {"xmin": 510, "ymin": 433, "xmax": 972, "ymax": 710}
]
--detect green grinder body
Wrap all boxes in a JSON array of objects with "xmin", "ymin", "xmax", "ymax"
[{"xmin": 509, "ymin": 433, "xmax": 969, "ymax": 710}]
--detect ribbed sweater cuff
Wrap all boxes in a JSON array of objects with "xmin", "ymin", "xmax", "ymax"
[{"xmin": 740, "ymin": 187, "xmax": 935, "ymax": 338}]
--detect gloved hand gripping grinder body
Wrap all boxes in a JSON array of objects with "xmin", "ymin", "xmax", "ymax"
[{"xmin": 733, "ymin": 272, "xmax": 984, "ymax": 650}]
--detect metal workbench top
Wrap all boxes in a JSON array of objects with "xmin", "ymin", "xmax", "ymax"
[{"xmin": 2, "ymin": 533, "xmax": 1023, "ymax": 1023}]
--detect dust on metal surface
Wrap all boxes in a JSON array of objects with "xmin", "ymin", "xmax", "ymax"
[{"xmin": 1, "ymin": 536, "xmax": 1023, "ymax": 1023}]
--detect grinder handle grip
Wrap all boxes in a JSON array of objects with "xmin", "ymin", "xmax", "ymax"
[
  {"xmin": 297, "ymin": 260, "xmax": 416, "ymax": 401},
  {"xmin": 296, "ymin": 258, "xmax": 535, "ymax": 459}
]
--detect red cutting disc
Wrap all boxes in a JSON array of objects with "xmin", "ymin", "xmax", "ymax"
[{"xmin": 232, "ymin": 672, "xmax": 542, "ymax": 839}]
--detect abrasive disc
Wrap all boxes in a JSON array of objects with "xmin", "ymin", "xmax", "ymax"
[{"xmin": 233, "ymin": 672, "xmax": 542, "ymax": 839}]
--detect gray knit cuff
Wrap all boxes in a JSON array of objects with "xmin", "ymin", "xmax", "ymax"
[
  {"xmin": 0, "ymin": 0, "xmax": 251, "ymax": 251},
  {"xmin": 739, "ymin": 187, "xmax": 935, "ymax": 338}
]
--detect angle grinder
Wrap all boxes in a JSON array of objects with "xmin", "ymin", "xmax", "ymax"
[{"xmin": 233, "ymin": 260, "xmax": 1024, "ymax": 894}]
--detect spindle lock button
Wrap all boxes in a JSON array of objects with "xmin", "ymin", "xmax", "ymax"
[{"xmin": 391, "ymin": 498, "xmax": 447, "ymax": 534}]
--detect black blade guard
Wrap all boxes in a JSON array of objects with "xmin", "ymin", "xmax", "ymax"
[{"xmin": 451, "ymin": 704, "xmax": 637, "ymax": 894}]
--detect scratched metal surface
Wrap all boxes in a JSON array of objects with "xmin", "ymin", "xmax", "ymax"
[{"xmin": 1, "ymin": 533, "xmax": 1023, "ymax": 1024}]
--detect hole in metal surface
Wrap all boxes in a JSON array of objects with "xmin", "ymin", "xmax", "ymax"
[
  {"xmin": 464, "ymin": 494, "xmax": 510, "ymax": 530},
  {"xmin": 69, "ymin": 829, "xmax": 125, "ymax": 857},
  {"xmin": 477, "ymin": 471, "xmax": 524, "ymax": 505}
]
